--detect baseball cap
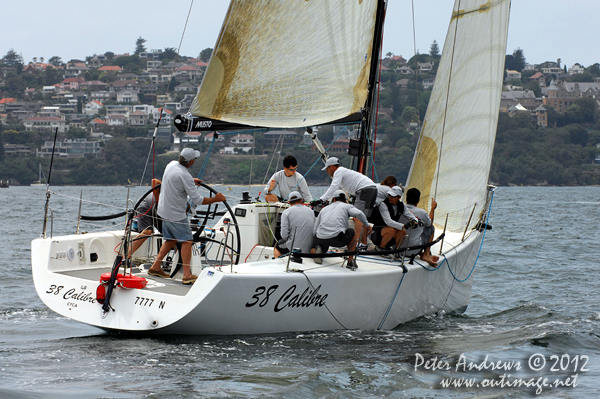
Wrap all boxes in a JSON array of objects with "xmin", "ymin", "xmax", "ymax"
[
  {"xmin": 288, "ymin": 191, "xmax": 302, "ymax": 202},
  {"xmin": 388, "ymin": 186, "xmax": 404, "ymax": 197},
  {"xmin": 332, "ymin": 189, "xmax": 346, "ymax": 201},
  {"xmin": 180, "ymin": 147, "xmax": 201, "ymax": 161},
  {"xmin": 321, "ymin": 157, "xmax": 340, "ymax": 171}
]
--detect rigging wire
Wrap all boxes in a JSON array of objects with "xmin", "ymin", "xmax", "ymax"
[
  {"xmin": 411, "ymin": 0, "xmax": 421, "ymax": 132},
  {"xmin": 434, "ymin": 0, "xmax": 461, "ymax": 200},
  {"xmin": 262, "ymin": 132, "xmax": 284, "ymax": 186},
  {"xmin": 178, "ymin": 0, "xmax": 195, "ymax": 55}
]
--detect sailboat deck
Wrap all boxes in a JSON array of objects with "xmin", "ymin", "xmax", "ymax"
[{"xmin": 57, "ymin": 267, "xmax": 192, "ymax": 296}]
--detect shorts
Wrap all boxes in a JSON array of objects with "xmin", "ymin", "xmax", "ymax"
[
  {"xmin": 161, "ymin": 218, "xmax": 193, "ymax": 242},
  {"xmin": 370, "ymin": 229, "xmax": 383, "ymax": 248},
  {"xmin": 354, "ymin": 186, "xmax": 377, "ymax": 217},
  {"xmin": 313, "ymin": 228, "xmax": 355, "ymax": 253},
  {"xmin": 275, "ymin": 241, "xmax": 290, "ymax": 255},
  {"xmin": 420, "ymin": 224, "xmax": 435, "ymax": 245},
  {"xmin": 136, "ymin": 208, "xmax": 155, "ymax": 232}
]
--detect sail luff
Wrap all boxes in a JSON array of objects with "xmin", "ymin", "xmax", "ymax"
[{"xmin": 405, "ymin": 0, "xmax": 510, "ymax": 234}]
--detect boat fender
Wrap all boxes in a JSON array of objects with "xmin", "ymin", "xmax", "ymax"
[
  {"xmin": 96, "ymin": 284, "xmax": 106, "ymax": 304},
  {"xmin": 100, "ymin": 272, "xmax": 124, "ymax": 284},
  {"xmin": 117, "ymin": 275, "xmax": 148, "ymax": 289}
]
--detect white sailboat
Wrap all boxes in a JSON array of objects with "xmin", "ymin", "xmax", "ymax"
[
  {"xmin": 31, "ymin": 163, "xmax": 46, "ymax": 186},
  {"xmin": 31, "ymin": 0, "xmax": 510, "ymax": 335}
]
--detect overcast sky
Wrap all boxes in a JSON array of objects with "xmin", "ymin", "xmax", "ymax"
[{"xmin": 3, "ymin": 0, "xmax": 599, "ymax": 68}]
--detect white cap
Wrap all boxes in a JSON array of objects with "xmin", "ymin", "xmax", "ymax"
[
  {"xmin": 321, "ymin": 157, "xmax": 340, "ymax": 171},
  {"xmin": 332, "ymin": 189, "xmax": 346, "ymax": 201},
  {"xmin": 388, "ymin": 186, "xmax": 404, "ymax": 197},
  {"xmin": 180, "ymin": 147, "xmax": 201, "ymax": 161},
  {"xmin": 288, "ymin": 191, "xmax": 302, "ymax": 202}
]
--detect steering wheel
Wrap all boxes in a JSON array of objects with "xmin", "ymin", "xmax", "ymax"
[
  {"xmin": 133, "ymin": 183, "xmax": 242, "ymax": 266},
  {"xmin": 191, "ymin": 183, "xmax": 241, "ymax": 265}
]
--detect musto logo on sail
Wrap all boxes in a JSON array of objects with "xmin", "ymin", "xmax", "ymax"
[{"xmin": 245, "ymin": 284, "xmax": 328, "ymax": 312}]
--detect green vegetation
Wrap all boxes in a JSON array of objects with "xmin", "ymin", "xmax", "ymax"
[{"xmin": 1, "ymin": 46, "xmax": 600, "ymax": 186}]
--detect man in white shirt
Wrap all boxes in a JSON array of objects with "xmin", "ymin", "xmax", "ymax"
[
  {"xmin": 319, "ymin": 157, "xmax": 376, "ymax": 249},
  {"xmin": 274, "ymin": 191, "xmax": 316, "ymax": 258},
  {"xmin": 147, "ymin": 148, "xmax": 226, "ymax": 284},
  {"xmin": 265, "ymin": 155, "xmax": 312, "ymax": 203},
  {"xmin": 312, "ymin": 190, "xmax": 368, "ymax": 270}
]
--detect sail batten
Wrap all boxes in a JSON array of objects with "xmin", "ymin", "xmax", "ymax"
[
  {"xmin": 406, "ymin": 0, "xmax": 510, "ymax": 233},
  {"xmin": 189, "ymin": 0, "xmax": 379, "ymax": 129}
]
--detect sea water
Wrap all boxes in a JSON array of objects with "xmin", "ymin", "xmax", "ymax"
[{"xmin": 1, "ymin": 185, "xmax": 599, "ymax": 398}]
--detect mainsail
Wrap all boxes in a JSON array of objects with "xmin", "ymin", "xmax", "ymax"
[
  {"xmin": 406, "ymin": 0, "xmax": 510, "ymax": 233},
  {"xmin": 187, "ymin": 0, "xmax": 380, "ymax": 129}
]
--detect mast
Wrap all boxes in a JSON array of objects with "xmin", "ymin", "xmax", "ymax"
[{"xmin": 353, "ymin": 0, "xmax": 387, "ymax": 174}]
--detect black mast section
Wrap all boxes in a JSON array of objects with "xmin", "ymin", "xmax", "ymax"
[{"xmin": 354, "ymin": 0, "xmax": 387, "ymax": 175}]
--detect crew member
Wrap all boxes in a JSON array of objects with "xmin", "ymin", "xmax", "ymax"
[
  {"xmin": 147, "ymin": 148, "xmax": 226, "ymax": 284},
  {"xmin": 130, "ymin": 178, "xmax": 161, "ymax": 256},
  {"xmin": 369, "ymin": 186, "xmax": 417, "ymax": 257},
  {"xmin": 312, "ymin": 190, "xmax": 369, "ymax": 270},
  {"xmin": 265, "ymin": 155, "xmax": 312, "ymax": 203},
  {"xmin": 399, "ymin": 188, "xmax": 439, "ymax": 266},
  {"xmin": 319, "ymin": 157, "xmax": 377, "ymax": 250},
  {"xmin": 274, "ymin": 191, "xmax": 316, "ymax": 258}
]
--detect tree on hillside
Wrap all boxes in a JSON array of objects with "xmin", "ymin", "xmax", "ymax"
[
  {"xmin": 1, "ymin": 49, "xmax": 24, "ymax": 72},
  {"xmin": 104, "ymin": 51, "xmax": 115, "ymax": 60},
  {"xmin": 505, "ymin": 48, "xmax": 526, "ymax": 72},
  {"xmin": 160, "ymin": 47, "xmax": 178, "ymax": 62},
  {"xmin": 584, "ymin": 63, "xmax": 600, "ymax": 77},
  {"xmin": 401, "ymin": 106, "xmax": 419, "ymax": 123},
  {"xmin": 570, "ymin": 72, "xmax": 594, "ymax": 83},
  {"xmin": 567, "ymin": 125, "xmax": 589, "ymax": 146},
  {"xmin": 48, "ymin": 56, "xmax": 63, "ymax": 67},
  {"xmin": 135, "ymin": 37, "xmax": 147, "ymax": 55},
  {"xmin": 429, "ymin": 40, "xmax": 440, "ymax": 58},
  {"xmin": 199, "ymin": 48, "xmax": 213, "ymax": 62}
]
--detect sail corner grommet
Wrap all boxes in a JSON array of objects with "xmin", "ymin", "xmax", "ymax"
[{"xmin": 151, "ymin": 320, "xmax": 159, "ymax": 328}]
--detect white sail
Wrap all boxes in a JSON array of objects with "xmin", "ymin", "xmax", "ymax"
[
  {"xmin": 190, "ymin": 0, "xmax": 379, "ymax": 128},
  {"xmin": 406, "ymin": 0, "xmax": 510, "ymax": 233}
]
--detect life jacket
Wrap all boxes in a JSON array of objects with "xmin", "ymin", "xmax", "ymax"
[{"xmin": 368, "ymin": 197, "xmax": 405, "ymax": 232}]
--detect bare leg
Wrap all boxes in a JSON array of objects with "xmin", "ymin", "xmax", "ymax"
[
  {"xmin": 274, "ymin": 247, "xmax": 282, "ymax": 258},
  {"xmin": 129, "ymin": 228, "xmax": 152, "ymax": 256},
  {"xmin": 347, "ymin": 229, "xmax": 360, "ymax": 262},
  {"xmin": 379, "ymin": 227, "xmax": 397, "ymax": 248},
  {"xmin": 180, "ymin": 241, "xmax": 195, "ymax": 280},
  {"xmin": 420, "ymin": 232, "xmax": 439, "ymax": 266},
  {"xmin": 149, "ymin": 239, "xmax": 176, "ymax": 274},
  {"xmin": 353, "ymin": 218, "xmax": 369, "ymax": 245},
  {"xmin": 393, "ymin": 229, "xmax": 407, "ymax": 247}
]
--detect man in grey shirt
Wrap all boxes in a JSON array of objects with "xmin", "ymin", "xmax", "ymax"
[
  {"xmin": 274, "ymin": 191, "xmax": 316, "ymax": 258},
  {"xmin": 312, "ymin": 190, "xmax": 369, "ymax": 270},
  {"xmin": 265, "ymin": 155, "xmax": 312, "ymax": 203},
  {"xmin": 398, "ymin": 188, "xmax": 439, "ymax": 266},
  {"xmin": 148, "ymin": 148, "xmax": 226, "ymax": 284}
]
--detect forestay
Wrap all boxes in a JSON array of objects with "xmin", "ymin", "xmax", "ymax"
[
  {"xmin": 189, "ymin": 0, "xmax": 379, "ymax": 128},
  {"xmin": 406, "ymin": 0, "xmax": 510, "ymax": 233}
]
